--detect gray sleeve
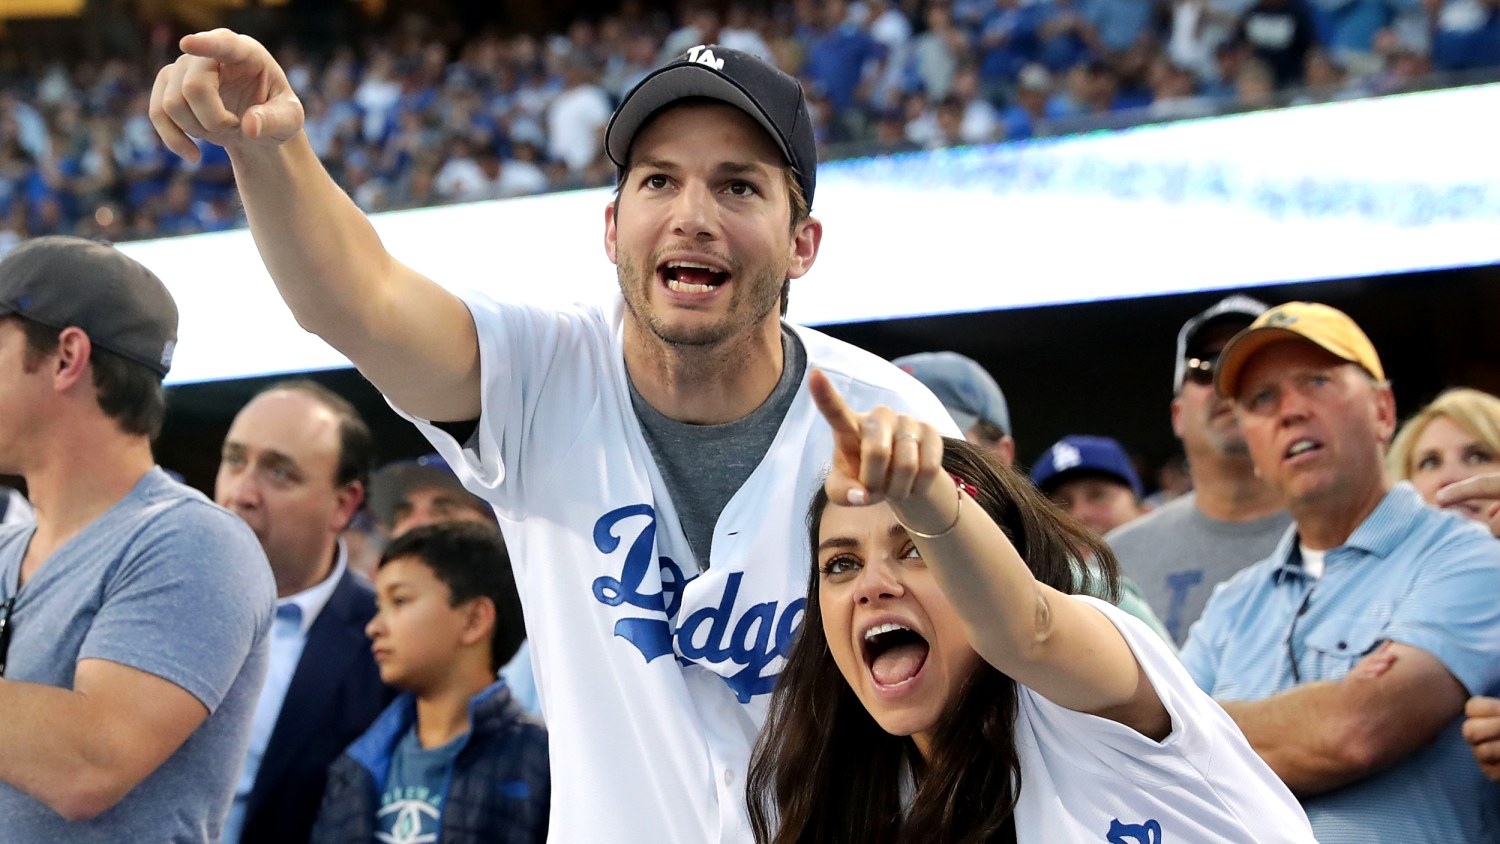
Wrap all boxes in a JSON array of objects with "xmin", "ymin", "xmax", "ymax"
[{"xmin": 77, "ymin": 503, "xmax": 274, "ymax": 712}]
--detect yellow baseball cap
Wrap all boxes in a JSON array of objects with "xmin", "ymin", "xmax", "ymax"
[{"xmin": 1214, "ymin": 301, "xmax": 1384, "ymax": 399}]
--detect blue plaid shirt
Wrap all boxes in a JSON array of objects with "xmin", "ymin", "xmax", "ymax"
[
  {"xmin": 1182, "ymin": 483, "xmax": 1500, "ymax": 844},
  {"xmin": 311, "ymin": 680, "xmax": 549, "ymax": 844}
]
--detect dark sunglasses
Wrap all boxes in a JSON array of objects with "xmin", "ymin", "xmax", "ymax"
[
  {"xmin": 0, "ymin": 595, "xmax": 13, "ymax": 678},
  {"xmin": 1182, "ymin": 354, "xmax": 1219, "ymax": 387}
]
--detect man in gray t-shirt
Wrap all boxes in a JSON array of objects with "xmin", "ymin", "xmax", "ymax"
[
  {"xmin": 1106, "ymin": 296, "xmax": 1290, "ymax": 644},
  {"xmin": 0, "ymin": 237, "xmax": 274, "ymax": 842}
]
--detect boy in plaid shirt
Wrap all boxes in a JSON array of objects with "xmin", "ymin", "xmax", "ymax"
[{"xmin": 312, "ymin": 522, "xmax": 547, "ymax": 844}]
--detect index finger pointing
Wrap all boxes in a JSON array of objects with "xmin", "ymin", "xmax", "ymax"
[
  {"xmin": 809, "ymin": 369, "xmax": 861, "ymax": 442},
  {"xmin": 179, "ymin": 29, "xmax": 266, "ymax": 65}
]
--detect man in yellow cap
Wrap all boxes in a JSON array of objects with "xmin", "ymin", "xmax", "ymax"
[{"xmin": 1179, "ymin": 302, "xmax": 1500, "ymax": 843}]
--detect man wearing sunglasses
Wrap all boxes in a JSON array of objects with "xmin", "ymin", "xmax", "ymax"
[
  {"xmin": 0, "ymin": 237, "xmax": 275, "ymax": 841},
  {"xmin": 1107, "ymin": 295, "xmax": 1290, "ymax": 644}
]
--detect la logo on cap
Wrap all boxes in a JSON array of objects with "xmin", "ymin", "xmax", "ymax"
[
  {"xmin": 1052, "ymin": 442, "xmax": 1082, "ymax": 471},
  {"xmin": 685, "ymin": 45, "xmax": 725, "ymax": 70}
]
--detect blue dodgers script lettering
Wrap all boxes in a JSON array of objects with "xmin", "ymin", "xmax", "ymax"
[
  {"xmin": 590, "ymin": 504, "xmax": 805, "ymax": 703},
  {"xmin": 1106, "ymin": 818, "xmax": 1162, "ymax": 844}
]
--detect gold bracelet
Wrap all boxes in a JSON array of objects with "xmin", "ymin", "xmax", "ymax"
[{"xmin": 900, "ymin": 482, "xmax": 963, "ymax": 539}]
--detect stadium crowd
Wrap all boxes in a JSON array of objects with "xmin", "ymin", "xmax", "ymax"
[{"xmin": 1, "ymin": 0, "xmax": 1498, "ymax": 247}]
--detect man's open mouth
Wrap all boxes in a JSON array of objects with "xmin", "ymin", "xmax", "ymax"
[
  {"xmin": 1284, "ymin": 438, "xmax": 1324, "ymax": 460},
  {"xmin": 659, "ymin": 259, "xmax": 731, "ymax": 294},
  {"xmin": 862, "ymin": 622, "xmax": 930, "ymax": 689}
]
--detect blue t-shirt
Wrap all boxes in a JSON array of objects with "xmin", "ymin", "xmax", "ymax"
[
  {"xmin": 378, "ymin": 725, "xmax": 466, "ymax": 840},
  {"xmin": 0, "ymin": 468, "xmax": 274, "ymax": 842},
  {"xmin": 1181, "ymin": 483, "xmax": 1500, "ymax": 844}
]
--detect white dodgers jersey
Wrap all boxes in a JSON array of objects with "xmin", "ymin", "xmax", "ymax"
[
  {"xmin": 1013, "ymin": 598, "xmax": 1315, "ymax": 843},
  {"xmin": 394, "ymin": 293, "xmax": 956, "ymax": 843}
]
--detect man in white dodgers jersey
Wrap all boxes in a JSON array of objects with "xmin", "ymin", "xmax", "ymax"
[{"xmin": 151, "ymin": 35, "xmax": 955, "ymax": 843}]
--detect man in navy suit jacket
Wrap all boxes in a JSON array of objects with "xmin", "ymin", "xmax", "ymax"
[{"xmin": 215, "ymin": 381, "xmax": 395, "ymax": 844}]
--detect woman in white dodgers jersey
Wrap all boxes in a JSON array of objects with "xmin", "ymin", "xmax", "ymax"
[{"xmin": 747, "ymin": 371, "xmax": 1315, "ymax": 844}]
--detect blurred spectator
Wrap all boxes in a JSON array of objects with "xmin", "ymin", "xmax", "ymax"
[
  {"xmin": 910, "ymin": 2, "xmax": 970, "ymax": 99},
  {"xmin": 546, "ymin": 58, "xmax": 612, "ymax": 176},
  {"xmin": 1311, "ymin": 0, "xmax": 1397, "ymax": 74},
  {"xmin": 1147, "ymin": 59, "xmax": 1219, "ymax": 117},
  {"xmin": 1001, "ymin": 63, "xmax": 1055, "ymax": 139},
  {"xmin": 1429, "ymin": 0, "xmax": 1500, "ymax": 71},
  {"xmin": 892, "ymin": 350, "xmax": 1015, "ymax": 465},
  {"xmin": 1032, "ymin": 434, "xmax": 1149, "ymax": 536},
  {"xmin": 1239, "ymin": 0, "xmax": 1320, "ymax": 84},
  {"xmin": 854, "ymin": 0, "xmax": 915, "ymax": 108},
  {"xmin": 1048, "ymin": 60, "xmax": 1122, "ymax": 118},
  {"xmin": 368, "ymin": 455, "xmax": 495, "ymax": 541},
  {"xmin": 1294, "ymin": 47, "xmax": 1369, "ymax": 101},
  {"xmin": 1083, "ymin": 0, "xmax": 1158, "ymax": 54},
  {"xmin": 1150, "ymin": 453, "xmax": 1195, "ymax": 504},
  {"xmin": 1167, "ymin": 0, "xmax": 1246, "ymax": 81},
  {"xmin": 1036, "ymin": 0, "xmax": 1103, "ymax": 71},
  {"xmin": 663, "ymin": 2, "xmax": 774, "ymax": 62},
  {"xmin": 1235, "ymin": 57, "xmax": 1280, "ymax": 107},
  {"xmin": 1107, "ymin": 296, "xmax": 1292, "ymax": 645},
  {"xmin": 978, "ymin": 0, "xmax": 1043, "ymax": 90},
  {"xmin": 800, "ymin": 0, "xmax": 886, "ymax": 114},
  {"xmin": 949, "ymin": 64, "xmax": 1003, "ymax": 142},
  {"xmin": 1202, "ymin": 36, "xmax": 1254, "ymax": 96}
]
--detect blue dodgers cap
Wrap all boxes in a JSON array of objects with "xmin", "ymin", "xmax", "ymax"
[
  {"xmin": 893, "ymin": 351, "xmax": 1010, "ymax": 435},
  {"xmin": 605, "ymin": 44, "xmax": 817, "ymax": 207},
  {"xmin": 1030, "ymin": 435, "xmax": 1143, "ymax": 498},
  {"xmin": 0, "ymin": 236, "xmax": 178, "ymax": 376},
  {"xmin": 367, "ymin": 453, "xmax": 492, "ymax": 529}
]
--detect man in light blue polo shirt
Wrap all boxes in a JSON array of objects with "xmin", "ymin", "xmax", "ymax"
[{"xmin": 1181, "ymin": 301, "xmax": 1500, "ymax": 844}]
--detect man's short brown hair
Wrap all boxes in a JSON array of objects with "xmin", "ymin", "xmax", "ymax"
[{"xmin": 10, "ymin": 315, "xmax": 167, "ymax": 439}]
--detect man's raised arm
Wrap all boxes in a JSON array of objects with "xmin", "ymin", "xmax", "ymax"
[{"xmin": 150, "ymin": 29, "xmax": 480, "ymax": 422}]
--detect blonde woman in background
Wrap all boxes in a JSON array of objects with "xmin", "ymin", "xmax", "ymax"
[
  {"xmin": 1388, "ymin": 388, "xmax": 1500, "ymax": 523},
  {"xmin": 1385, "ymin": 388, "xmax": 1500, "ymax": 788}
]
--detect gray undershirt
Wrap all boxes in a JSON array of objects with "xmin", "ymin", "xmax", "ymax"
[{"xmin": 628, "ymin": 327, "xmax": 807, "ymax": 570}]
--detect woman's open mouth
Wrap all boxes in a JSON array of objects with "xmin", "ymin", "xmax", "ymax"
[{"xmin": 862, "ymin": 621, "xmax": 930, "ymax": 691}]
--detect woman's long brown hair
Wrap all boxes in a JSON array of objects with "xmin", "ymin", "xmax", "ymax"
[{"xmin": 747, "ymin": 437, "xmax": 1120, "ymax": 844}]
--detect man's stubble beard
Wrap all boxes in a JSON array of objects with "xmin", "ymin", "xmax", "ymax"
[{"xmin": 617, "ymin": 250, "xmax": 786, "ymax": 349}]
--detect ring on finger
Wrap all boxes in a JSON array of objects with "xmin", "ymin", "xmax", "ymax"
[{"xmin": 894, "ymin": 432, "xmax": 921, "ymax": 443}]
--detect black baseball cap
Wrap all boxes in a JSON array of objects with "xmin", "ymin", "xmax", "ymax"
[
  {"xmin": 605, "ymin": 44, "xmax": 817, "ymax": 208},
  {"xmin": 368, "ymin": 453, "xmax": 493, "ymax": 530},
  {"xmin": 0, "ymin": 236, "xmax": 178, "ymax": 376}
]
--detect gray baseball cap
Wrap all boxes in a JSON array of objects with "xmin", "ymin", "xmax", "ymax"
[
  {"xmin": 893, "ymin": 351, "xmax": 1010, "ymax": 435},
  {"xmin": 368, "ymin": 454, "xmax": 492, "ymax": 530},
  {"xmin": 1173, "ymin": 294, "xmax": 1267, "ymax": 392},
  {"xmin": 0, "ymin": 236, "xmax": 178, "ymax": 376}
]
